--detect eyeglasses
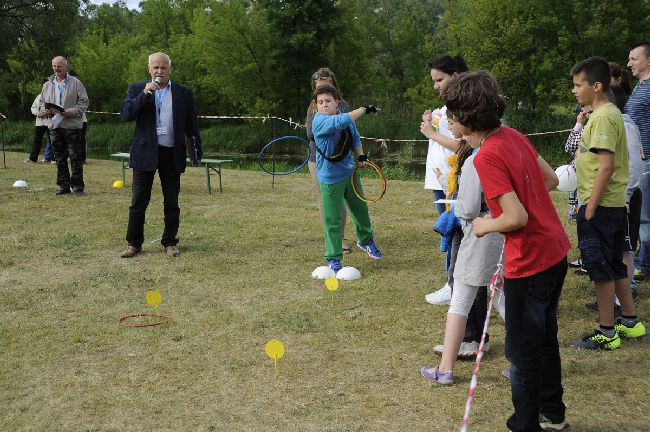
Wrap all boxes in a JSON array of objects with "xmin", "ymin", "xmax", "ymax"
[{"xmin": 312, "ymin": 70, "xmax": 335, "ymax": 81}]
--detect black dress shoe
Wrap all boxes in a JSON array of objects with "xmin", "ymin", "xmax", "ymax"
[{"xmin": 55, "ymin": 187, "xmax": 70, "ymax": 195}]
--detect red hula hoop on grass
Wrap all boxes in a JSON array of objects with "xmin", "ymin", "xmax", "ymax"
[{"xmin": 118, "ymin": 313, "xmax": 171, "ymax": 328}]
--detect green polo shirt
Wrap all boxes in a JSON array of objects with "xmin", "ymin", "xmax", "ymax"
[{"xmin": 576, "ymin": 102, "xmax": 628, "ymax": 207}]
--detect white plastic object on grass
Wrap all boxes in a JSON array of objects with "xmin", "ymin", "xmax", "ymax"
[
  {"xmin": 336, "ymin": 266, "xmax": 361, "ymax": 281},
  {"xmin": 312, "ymin": 266, "xmax": 336, "ymax": 279},
  {"xmin": 555, "ymin": 164, "xmax": 577, "ymax": 192},
  {"xmin": 13, "ymin": 180, "xmax": 28, "ymax": 188}
]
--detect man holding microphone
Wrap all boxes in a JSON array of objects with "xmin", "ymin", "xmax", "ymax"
[{"xmin": 119, "ymin": 52, "xmax": 202, "ymax": 258}]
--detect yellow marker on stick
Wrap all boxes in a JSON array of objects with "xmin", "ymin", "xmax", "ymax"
[
  {"xmin": 325, "ymin": 276, "xmax": 339, "ymax": 306},
  {"xmin": 265, "ymin": 339, "xmax": 285, "ymax": 376},
  {"xmin": 146, "ymin": 290, "xmax": 162, "ymax": 315}
]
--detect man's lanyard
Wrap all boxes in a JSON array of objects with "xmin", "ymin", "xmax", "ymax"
[
  {"xmin": 155, "ymin": 81, "xmax": 171, "ymax": 126},
  {"xmin": 56, "ymin": 75, "xmax": 68, "ymax": 105}
]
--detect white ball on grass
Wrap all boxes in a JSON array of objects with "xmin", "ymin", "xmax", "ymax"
[{"xmin": 13, "ymin": 180, "xmax": 28, "ymax": 188}]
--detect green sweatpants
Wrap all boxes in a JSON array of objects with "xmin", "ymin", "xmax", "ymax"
[{"xmin": 320, "ymin": 172, "xmax": 374, "ymax": 260}]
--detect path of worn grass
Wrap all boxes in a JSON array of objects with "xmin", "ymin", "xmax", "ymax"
[{"xmin": 0, "ymin": 152, "xmax": 648, "ymax": 431}]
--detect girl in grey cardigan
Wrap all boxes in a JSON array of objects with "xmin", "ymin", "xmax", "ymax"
[{"xmin": 421, "ymin": 117, "xmax": 505, "ymax": 385}]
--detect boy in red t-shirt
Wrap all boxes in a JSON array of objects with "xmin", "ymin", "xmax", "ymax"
[{"xmin": 441, "ymin": 71, "xmax": 571, "ymax": 432}]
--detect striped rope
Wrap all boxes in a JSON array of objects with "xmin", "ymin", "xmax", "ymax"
[
  {"xmin": 85, "ymin": 110, "xmax": 572, "ymax": 143},
  {"xmin": 459, "ymin": 244, "xmax": 506, "ymax": 432}
]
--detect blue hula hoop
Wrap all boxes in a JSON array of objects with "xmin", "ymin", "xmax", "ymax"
[{"xmin": 258, "ymin": 135, "xmax": 311, "ymax": 176}]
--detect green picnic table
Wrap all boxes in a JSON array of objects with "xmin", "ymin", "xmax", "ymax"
[{"xmin": 110, "ymin": 153, "xmax": 233, "ymax": 194}]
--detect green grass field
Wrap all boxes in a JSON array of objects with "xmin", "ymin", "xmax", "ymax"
[{"xmin": 1, "ymin": 152, "xmax": 648, "ymax": 432}]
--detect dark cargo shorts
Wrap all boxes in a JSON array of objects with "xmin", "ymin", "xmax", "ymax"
[{"xmin": 577, "ymin": 205, "xmax": 627, "ymax": 281}]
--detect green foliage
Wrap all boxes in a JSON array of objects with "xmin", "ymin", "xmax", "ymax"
[
  {"xmin": 0, "ymin": 0, "xmax": 85, "ymax": 118},
  {"xmin": 444, "ymin": 0, "xmax": 650, "ymax": 109},
  {"xmin": 257, "ymin": 0, "xmax": 343, "ymax": 117},
  {"xmin": 0, "ymin": 0, "xmax": 648, "ymax": 123}
]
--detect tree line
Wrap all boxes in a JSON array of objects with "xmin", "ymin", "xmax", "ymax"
[{"xmin": 1, "ymin": 0, "xmax": 648, "ymax": 122}]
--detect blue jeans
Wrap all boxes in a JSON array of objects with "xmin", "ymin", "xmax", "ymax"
[
  {"xmin": 433, "ymin": 189, "xmax": 446, "ymax": 216},
  {"xmin": 504, "ymin": 257, "xmax": 567, "ymax": 432},
  {"xmin": 44, "ymin": 133, "xmax": 53, "ymax": 161},
  {"xmin": 635, "ymin": 163, "xmax": 650, "ymax": 272}
]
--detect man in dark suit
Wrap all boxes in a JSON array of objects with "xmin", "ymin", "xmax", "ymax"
[{"xmin": 120, "ymin": 52, "xmax": 202, "ymax": 258}]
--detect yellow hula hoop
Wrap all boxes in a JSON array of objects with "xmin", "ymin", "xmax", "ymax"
[{"xmin": 351, "ymin": 161, "xmax": 387, "ymax": 204}]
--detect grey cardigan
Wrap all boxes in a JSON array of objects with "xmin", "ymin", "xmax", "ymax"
[
  {"xmin": 452, "ymin": 153, "xmax": 505, "ymax": 286},
  {"xmin": 41, "ymin": 74, "xmax": 89, "ymax": 129}
]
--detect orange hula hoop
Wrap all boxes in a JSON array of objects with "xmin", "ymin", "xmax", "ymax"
[{"xmin": 351, "ymin": 161, "xmax": 387, "ymax": 204}]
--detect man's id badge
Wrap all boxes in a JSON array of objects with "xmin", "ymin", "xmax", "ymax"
[{"xmin": 157, "ymin": 126, "xmax": 168, "ymax": 135}]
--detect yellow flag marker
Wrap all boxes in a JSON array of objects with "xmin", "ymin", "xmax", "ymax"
[
  {"xmin": 325, "ymin": 276, "xmax": 339, "ymax": 307},
  {"xmin": 325, "ymin": 276, "xmax": 339, "ymax": 291},
  {"xmin": 113, "ymin": 180, "xmax": 125, "ymax": 188},
  {"xmin": 146, "ymin": 290, "xmax": 162, "ymax": 315},
  {"xmin": 265, "ymin": 339, "xmax": 285, "ymax": 376}
]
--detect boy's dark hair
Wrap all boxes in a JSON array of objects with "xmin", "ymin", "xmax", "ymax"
[
  {"xmin": 570, "ymin": 57, "xmax": 611, "ymax": 91},
  {"xmin": 441, "ymin": 71, "xmax": 506, "ymax": 132},
  {"xmin": 630, "ymin": 41, "xmax": 650, "ymax": 57},
  {"xmin": 610, "ymin": 86, "xmax": 627, "ymax": 112},
  {"xmin": 313, "ymin": 85, "xmax": 340, "ymax": 101},
  {"xmin": 428, "ymin": 55, "xmax": 469, "ymax": 75},
  {"xmin": 609, "ymin": 62, "xmax": 632, "ymax": 96}
]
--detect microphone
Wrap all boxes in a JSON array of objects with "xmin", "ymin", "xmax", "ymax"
[{"xmin": 154, "ymin": 76, "xmax": 163, "ymax": 85}]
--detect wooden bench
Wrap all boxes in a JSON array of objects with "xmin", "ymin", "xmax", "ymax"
[{"xmin": 110, "ymin": 153, "xmax": 233, "ymax": 194}]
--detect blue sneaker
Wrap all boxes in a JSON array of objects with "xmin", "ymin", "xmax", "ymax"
[
  {"xmin": 327, "ymin": 259, "xmax": 342, "ymax": 273},
  {"xmin": 357, "ymin": 239, "xmax": 382, "ymax": 260}
]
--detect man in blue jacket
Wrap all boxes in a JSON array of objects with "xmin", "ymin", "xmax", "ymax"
[{"xmin": 120, "ymin": 52, "xmax": 202, "ymax": 258}]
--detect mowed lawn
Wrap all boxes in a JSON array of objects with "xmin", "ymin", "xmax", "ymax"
[{"xmin": 1, "ymin": 151, "xmax": 648, "ymax": 432}]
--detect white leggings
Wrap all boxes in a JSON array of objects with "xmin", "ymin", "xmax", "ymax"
[
  {"xmin": 448, "ymin": 280, "xmax": 480, "ymax": 317},
  {"xmin": 448, "ymin": 279, "xmax": 506, "ymax": 320}
]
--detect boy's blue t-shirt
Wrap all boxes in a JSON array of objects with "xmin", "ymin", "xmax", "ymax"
[{"xmin": 312, "ymin": 112, "xmax": 362, "ymax": 184}]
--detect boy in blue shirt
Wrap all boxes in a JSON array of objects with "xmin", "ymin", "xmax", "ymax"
[{"xmin": 311, "ymin": 85, "xmax": 382, "ymax": 272}]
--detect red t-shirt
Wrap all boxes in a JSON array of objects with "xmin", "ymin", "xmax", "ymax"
[{"xmin": 474, "ymin": 127, "xmax": 570, "ymax": 278}]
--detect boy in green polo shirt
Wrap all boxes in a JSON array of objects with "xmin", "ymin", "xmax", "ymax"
[{"xmin": 570, "ymin": 57, "xmax": 646, "ymax": 350}]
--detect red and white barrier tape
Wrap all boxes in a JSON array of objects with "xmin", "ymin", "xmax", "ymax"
[
  {"xmin": 459, "ymin": 245, "xmax": 505, "ymax": 432},
  {"xmin": 85, "ymin": 110, "xmax": 573, "ymax": 143}
]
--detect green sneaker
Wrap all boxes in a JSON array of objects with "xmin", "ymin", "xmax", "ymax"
[
  {"xmin": 633, "ymin": 268, "xmax": 647, "ymax": 282},
  {"xmin": 615, "ymin": 320, "xmax": 647, "ymax": 339},
  {"xmin": 570, "ymin": 329, "xmax": 620, "ymax": 350}
]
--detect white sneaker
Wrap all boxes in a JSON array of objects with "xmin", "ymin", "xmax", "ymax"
[
  {"xmin": 432, "ymin": 341, "xmax": 490, "ymax": 359},
  {"xmin": 569, "ymin": 258, "xmax": 582, "ymax": 267},
  {"xmin": 425, "ymin": 283, "xmax": 452, "ymax": 305}
]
